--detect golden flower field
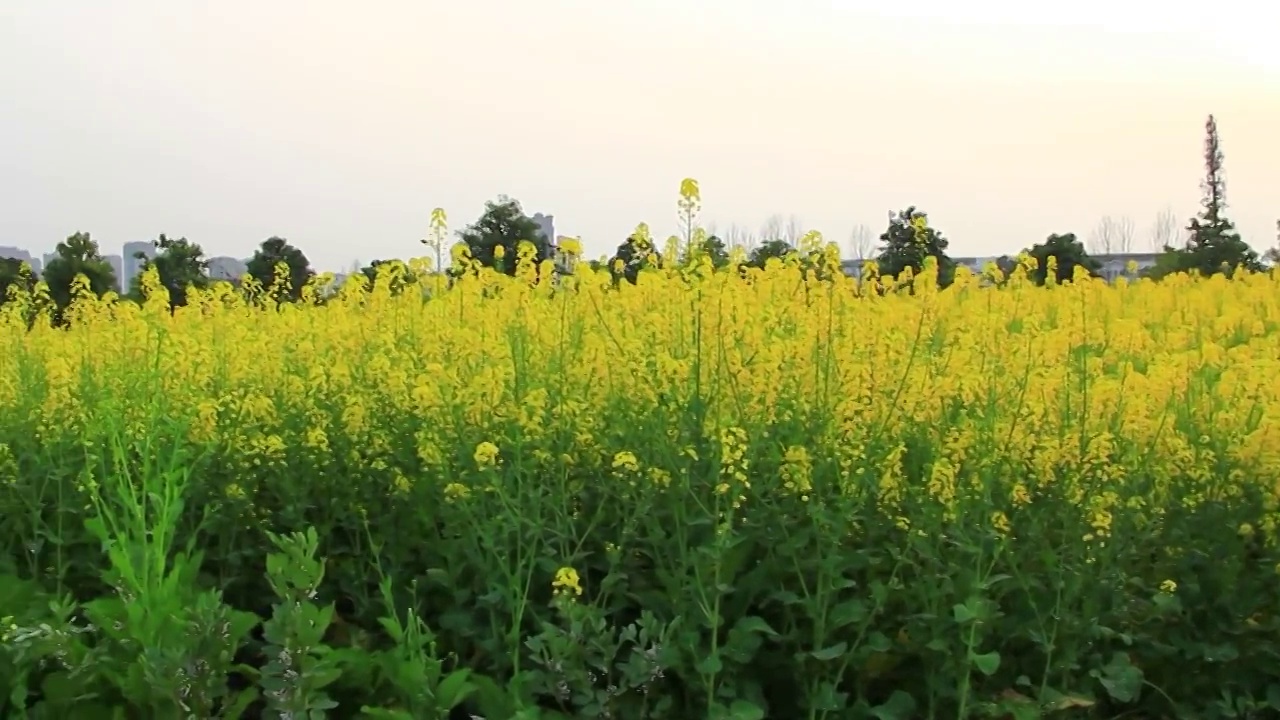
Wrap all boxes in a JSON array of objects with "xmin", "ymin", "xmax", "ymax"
[{"xmin": 1, "ymin": 236, "xmax": 1279, "ymax": 718}]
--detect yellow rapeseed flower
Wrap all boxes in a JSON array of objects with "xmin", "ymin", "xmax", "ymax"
[
  {"xmin": 552, "ymin": 566, "xmax": 583, "ymax": 598},
  {"xmin": 473, "ymin": 441, "xmax": 500, "ymax": 469}
]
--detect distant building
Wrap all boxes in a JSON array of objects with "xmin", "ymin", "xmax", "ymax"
[
  {"xmin": 1095, "ymin": 252, "xmax": 1160, "ymax": 281},
  {"xmin": 0, "ymin": 246, "xmax": 32, "ymax": 262},
  {"xmin": 0, "ymin": 246, "xmax": 39, "ymax": 275},
  {"xmin": 207, "ymin": 256, "xmax": 248, "ymax": 282},
  {"xmin": 104, "ymin": 254, "xmax": 124, "ymax": 292},
  {"xmin": 122, "ymin": 241, "xmax": 155, "ymax": 288},
  {"xmin": 531, "ymin": 213, "xmax": 555, "ymax": 248},
  {"xmin": 840, "ymin": 253, "xmax": 1159, "ymax": 284},
  {"xmin": 953, "ymin": 256, "xmax": 1001, "ymax": 275},
  {"xmin": 551, "ymin": 235, "xmax": 580, "ymax": 274}
]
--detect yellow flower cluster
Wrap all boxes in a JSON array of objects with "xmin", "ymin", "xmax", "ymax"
[
  {"xmin": 552, "ymin": 566, "xmax": 583, "ymax": 598},
  {"xmin": 0, "ymin": 208, "xmax": 1278, "ymax": 559}
]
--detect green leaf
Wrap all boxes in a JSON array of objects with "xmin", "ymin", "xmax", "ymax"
[
  {"xmin": 728, "ymin": 699, "xmax": 766, "ymax": 720},
  {"xmin": 980, "ymin": 573, "xmax": 1012, "ymax": 589},
  {"xmin": 865, "ymin": 631, "xmax": 892, "ymax": 652},
  {"xmin": 1266, "ymin": 683, "xmax": 1280, "ymax": 710},
  {"xmin": 810, "ymin": 642, "xmax": 848, "ymax": 661},
  {"xmin": 732, "ymin": 615, "xmax": 779, "ymax": 637},
  {"xmin": 222, "ymin": 687, "xmax": 260, "ymax": 720},
  {"xmin": 870, "ymin": 690, "xmax": 917, "ymax": 720},
  {"xmin": 1091, "ymin": 653, "xmax": 1143, "ymax": 704},
  {"xmin": 435, "ymin": 669, "xmax": 475, "ymax": 709},
  {"xmin": 695, "ymin": 652, "xmax": 723, "ymax": 675},
  {"xmin": 952, "ymin": 602, "xmax": 977, "ymax": 624},
  {"xmin": 828, "ymin": 599, "xmax": 869, "ymax": 629},
  {"xmin": 970, "ymin": 650, "xmax": 1001, "ymax": 676}
]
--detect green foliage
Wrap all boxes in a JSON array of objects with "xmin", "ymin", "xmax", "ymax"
[
  {"xmin": 261, "ymin": 528, "xmax": 344, "ymax": 715},
  {"xmin": 361, "ymin": 259, "xmax": 419, "ymax": 295},
  {"xmin": 746, "ymin": 239, "xmax": 795, "ymax": 269},
  {"xmin": 1151, "ymin": 114, "xmax": 1263, "ymax": 279},
  {"xmin": 129, "ymin": 234, "xmax": 211, "ymax": 309},
  {"xmin": 247, "ymin": 236, "xmax": 315, "ymax": 302},
  {"xmin": 1025, "ymin": 233, "xmax": 1101, "ymax": 285},
  {"xmin": 994, "ymin": 255, "xmax": 1018, "ymax": 283},
  {"xmin": 876, "ymin": 207, "xmax": 957, "ymax": 288},
  {"xmin": 680, "ymin": 234, "xmax": 730, "ymax": 270},
  {"xmin": 3, "ymin": 370, "xmax": 1279, "ymax": 717},
  {"xmin": 609, "ymin": 232, "xmax": 663, "ymax": 284},
  {"xmin": 41, "ymin": 232, "xmax": 119, "ymax": 311},
  {"xmin": 0, "ymin": 258, "xmax": 37, "ymax": 305},
  {"xmin": 457, "ymin": 197, "xmax": 553, "ymax": 275}
]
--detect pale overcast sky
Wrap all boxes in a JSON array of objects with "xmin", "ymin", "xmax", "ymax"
[{"xmin": 2, "ymin": 0, "xmax": 1277, "ymax": 271}]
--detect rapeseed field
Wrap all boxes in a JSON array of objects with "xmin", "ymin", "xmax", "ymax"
[{"xmin": 1, "ymin": 213, "xmax": 1278, "ymax": 718}]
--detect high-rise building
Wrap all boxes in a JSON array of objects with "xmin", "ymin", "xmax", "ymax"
[
  {"xmin": 531, "ymin": 213, "xmax": 555, "ymax": 248},
  {"xmin": 0, "ymin": 247, "xmax": 40, "ymax": 277},
  {"xmin": 0, "ymin": 246, "xmax": 31, "ymax": 262},
  {"xmin": 104, "ymin": 254, "xmax": 124, "ymax": 292},
  {"xmin": 207, "ymin": 256, "xmax": 248, "ymax": 282},
  {"xmin": 122, "ymin": 241, "xmax": 155, "ymax": 289}
]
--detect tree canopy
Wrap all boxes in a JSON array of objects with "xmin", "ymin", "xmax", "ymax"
[
  {"xmin": 456, "ymin": 197, "xmax": 552, "ymax": 275},
  {"xmin": 130, "ymin": 234, "xmax": 210, "ymax": 309},
  {"xmin": 609, "ymin": 228, "xmax": 663, "ymax": 285},
  {"xmin": 1025, "ymin": 233, "xmax": 1101, "ymax": 285},
  {"xmin": 42, "ymin": 232, "xmax": 119, "ymax": 312},
  {"xmin": 746, "ymin": 239, "xmax": 795, "ymax": 269},
  {"xmin": 1152, "ymin": 115, "xmax": 1262, "ymax": 278},
  {"xmin": 0, "ymin": 258, "xmax": 38, "ymax": 305},
  {"xmin": 679, "ymin": 234, "xmax": 730, "ymax": 271},
  {"xmin": 360, "ymin": 258, "xmax": 419, "ymax": 295},
  {"xmin": 876, "ymin": 207, "xmax": 956, "ymax": 288},
  {"xmin": 246, "ymin": 237, "xmax": 314, "ymax": 301}
]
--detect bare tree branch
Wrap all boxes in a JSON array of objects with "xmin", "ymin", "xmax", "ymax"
[
  {"xmin": 849, "ymin": 223, "xmax": 874, "ymax": 260},
  {"xmin": 1114, "ymin": 216, "xmax": 1135, "ymax": 254},
  {"xmin": 1266, "ymin": 219, "xmax": 1280, "ymax": 266},
  {"xmin": 724, "ymin": 223, "xmax": 753, "ymax": 252},
  {"xmin": 1089, "ymin": 216, "xmax": 1117, "ymax": 256},
  {"xmin": 760, "ymin": 214, "xmax": 784, "ymax": 243},
  {"xmin": 784, "ymin": 215, "xmax": 805, "ymax": 245},
  {"xmin": 1148, "ymin": 206, "xmax": 1180, "ymax": 252}
]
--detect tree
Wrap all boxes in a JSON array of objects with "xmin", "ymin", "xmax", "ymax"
[
  {"xmin": 876, "ymin": 207, "xmax": 956, "ymax": 288},
  {"xmin": 849, "ymin": 223, "xmax": 874, "ymax": 261},
  {"xmin": 1088, "ymin": 216, "xmax": 1134, "ymax": 256},
  {"xmin": 723, "ymin": 223, "xmax": 754, "ymax": 253},
  {"xmin": 360, "ymin": 258, "xmax": 418, "ymax": 294},
  {"xmin": 994, "ymin": 255, "xmax": 1019, "ymax": 282},
  {"xmin": 246, "ymin": 237, "xmax": 315, "ymax": 301},
  {"xmin": 680, "ymin": 234, "xmax": 730, "ymax": 270},
  {"xmin": 1263, "ymin": 220, "xmax": 1280, "ymax": 267},
  {"xmin": 1024, "ymin": 233, "xmax": 1101, "ymax": 285},
  {"xmin": 0, "ymin": 258, "xmax": 37, "ymax": 305},
  {"xmin": 1147, "ymin": 207, "xmax": 1180, "ymax": 252},
  {"xmin": 784, "ymin": 215, "xmax": 805, "ymax": 246},
  {"xmin": 760, "ymin": 214, "xmax": 784, "ymax": 245},
  {"xmin": 130, "ymin": 234, "xmax": 210, "ymax": 309},
  {"xmin": 745, "ymin": 239, "xmax": 795, "ymax": 269},
  {"xmin": 42, "ymin": 232, "xmax": 119, "ymax": 312},
  {"xmin": 609, "ymin": 230, "xmax": 663, "ymax": 284},
  {"xmin": 457, "ymin": 196, "xmax": 552, "ymax": 276},
  {"xmin": 1154, "ymin": 115, "xmax": 1262, "ymax": 278}
]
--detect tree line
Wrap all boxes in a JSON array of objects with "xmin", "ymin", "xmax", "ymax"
[{"xmin": 2, "ymin": 114, "xmax": 1276, "ymax": 322}]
